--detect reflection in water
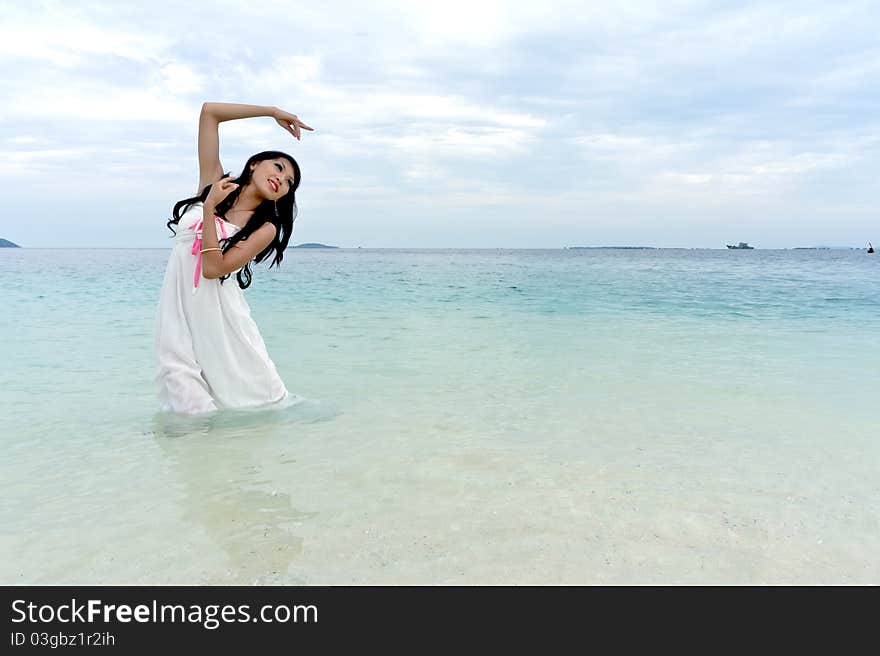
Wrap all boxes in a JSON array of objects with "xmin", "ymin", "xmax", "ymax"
[{"xmin": 151, "ymin": 397, "xmax": 339, "ymax": 584}]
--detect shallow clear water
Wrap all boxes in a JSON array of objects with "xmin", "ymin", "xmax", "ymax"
[{"xmin": 2, "ymin": 247, "xmax": 879, "ymax": 583}]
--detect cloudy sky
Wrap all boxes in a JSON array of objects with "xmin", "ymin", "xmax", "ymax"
[{"xmin": 1, "ymin": 0, "xmax": 878, "ymax": 248}]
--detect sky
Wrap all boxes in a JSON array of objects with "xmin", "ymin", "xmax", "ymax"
[{"xmin": 1, "ymin": 0, "xmax": 878, "ymax": 248}]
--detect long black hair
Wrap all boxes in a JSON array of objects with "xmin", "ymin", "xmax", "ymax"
[{"xmin": 167, "ymin": 150, "xmax": 301, "ymax": 289}]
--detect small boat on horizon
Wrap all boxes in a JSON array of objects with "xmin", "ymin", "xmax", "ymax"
[
  {"xmin": 868, "ymin": 242, "xmax": 875, "ymax": 253},
  {"xmin": 726, "ymin": 242, "xmax": 754, "ymax": 249}
]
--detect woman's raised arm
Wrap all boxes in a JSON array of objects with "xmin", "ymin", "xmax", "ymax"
[{"xmin": 196, "ymin": 102, "xmax": 313, "ymax": 194}]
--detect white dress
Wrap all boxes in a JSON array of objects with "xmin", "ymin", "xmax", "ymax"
[{"xmin": 154, "ymin": 203, "xmax": 289, "ymax": 414}]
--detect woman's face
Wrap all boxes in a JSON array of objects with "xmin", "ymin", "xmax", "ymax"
[{"xmin": 250, "ymin": 158, "xmax": 296, "ymax": 201}]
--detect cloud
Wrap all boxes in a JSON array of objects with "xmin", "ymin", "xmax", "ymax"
[
  {"xmin": 1, "ymin": 1, "xmax": 878, "ymax": 247},
  {"xmin": 0, "ymin": 16, "xmax": 170, "ymax": 66}
]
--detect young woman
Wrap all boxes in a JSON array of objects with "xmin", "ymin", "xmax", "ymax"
[{"xmin": 154, "ymin": 102, "xmax": 314, "ymax": 415}]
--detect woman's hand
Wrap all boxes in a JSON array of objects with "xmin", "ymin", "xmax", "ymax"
[
  {"xmin": 273, "ymin": 108, "xmax": 314, "ymax": 141},
  {"xmin": 205, "ymin": 175, "xmax": 239, "ymax": 209}
]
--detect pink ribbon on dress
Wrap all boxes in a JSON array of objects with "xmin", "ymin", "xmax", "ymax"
[{"xmin": 188, "ymin": 215, "xmax": 228, "ymax": 291}]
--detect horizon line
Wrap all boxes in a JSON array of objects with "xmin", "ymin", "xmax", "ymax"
[{"xmin": 1, "ymin": 245, "xmax": 870, "ymax": 251}]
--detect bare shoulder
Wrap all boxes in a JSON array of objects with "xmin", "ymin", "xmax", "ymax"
[
  {"xmin": 212, "ymin": 221, "xmax": 280, "ymax": 278},
  {"xmin": 254, "ymin": 221, "xmax": 278, "ymax": 243},
  {"xmin": 231, "ymin": 221, "xmax": 277, "ymax": 252}
]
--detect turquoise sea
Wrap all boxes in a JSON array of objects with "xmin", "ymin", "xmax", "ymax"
[{"xmin": 2, "ymin": 247, "xmax": 878, "ymax": 584}]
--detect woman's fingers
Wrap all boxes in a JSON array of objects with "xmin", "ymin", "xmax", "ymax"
[
  {"xmin": 277, "ymin": 114, "xmax": 314, "ymax": 141},
  {"xmin": 294, "ymin": 119, "xmax": 313, "ymax": 139},
  {"xmin": 212, "ymin": 176, "xmax": 238, "ymax": 197}
]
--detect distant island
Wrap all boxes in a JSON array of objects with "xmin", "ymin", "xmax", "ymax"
[
  {"xmin": 0, "ymin": 238, "xmax": 20, "ymax": 248},
  {"xmin": 293, "ymin": 242, "xmax": 337, "ymax": 249},
  {"xmin": 566, "ymin": 246, "xmax": 657, "ymax": 250},
  {"xmin": 792, "ymin": 246, "xmax": 861, "ymax": 250}
]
